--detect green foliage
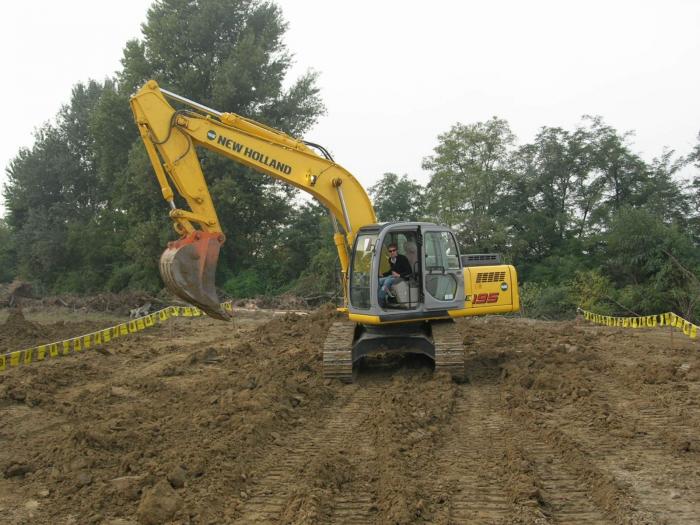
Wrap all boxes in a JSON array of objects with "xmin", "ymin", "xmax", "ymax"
[
  {"xmin": 286, "ymin": 244, "xmax": 340, "ymax": 300},
  {"xmin": 525, "ymin": 251, "xmax": 588, "ymax": 286},
  {"xmin": 211, "ymin": 199, "xmax": 339, "ymax": 300},
  {"xmin": 1, "ymin": 0, "xmax": 698, "ymax": 324},
  {"xmin": 605, "ymin": 207, "xmax": 668, "ymax": 285},
  {"xmin": 423, "ymin": 117, "xmax": 514, "ymax": 250},
  {"xmin": 223, "ymin": 268, "xmax": 266, "ymax": 297},
  {"xmin": 684, "ymin": 132, "xmax": 700, "ymax": 243},
  {"xmin": 0, "ymin": 219, "xmax": 16, "ymax": 283},
  {"xmin": 106, "ymin": 264, "xmax": 139, "ymax": 293},
  {"xmin": 518, "ymin": 281, "xmax": 543, "ymax": 314},
  {"xmin": 570, "ymin": 270, "xmax": 614, "ymax": 314},
  {"xmin": 605, "ymin": 207, "xmax": 700, "ymax": 319},
  {"xmin": 519, "ymin": 281, "xmax": 577, "ymax": 320},
  {"xmin": 2, "ymin": 0, "xmax": 324, "ymax": 297},
  {"xmin": 121, "ymin": 220, "xmax": 172, "ymax": 292},
  {"xmin": 369, "ymin": 173, "xmax": 426, "ymax": 222},
  {"xmin": 421, "ymin": 117, "xmax": 699, "ymax": 321},
  {"xmin": 123, "ymin": 0, "xmax": 326, "ymax": 287},
  {"xmin": 274, "ymin": 202, "xmax": 335, "ymax": 280}
]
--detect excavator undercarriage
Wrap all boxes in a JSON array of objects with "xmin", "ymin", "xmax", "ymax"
[{"xmin": 322, "ymin": 319, "xmax": 465, "ymax": 382}]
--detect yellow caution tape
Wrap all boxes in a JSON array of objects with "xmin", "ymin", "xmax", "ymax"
[
  {"xmin": 0, "ymin": 300, "xmax": 233, "ymax": 374},
  {"xmin": 579, "ymin": 308, "xmax": 698, "ymax": 341}
]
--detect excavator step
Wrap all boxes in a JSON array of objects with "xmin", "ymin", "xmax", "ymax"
[
  {"xmin": 323, "ymin": 321, "xmax": 356, "ymax": 383},
  {"xmin": 432, "ymin": 320, "xmax": 465, "ymax": 380}
]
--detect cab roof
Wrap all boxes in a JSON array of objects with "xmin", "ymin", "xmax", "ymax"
[{"xmin": 357, "ymin": 222, "xmax": 441, "ymax": 234}]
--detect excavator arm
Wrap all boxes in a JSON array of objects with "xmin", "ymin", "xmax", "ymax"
[{"xmin": 130, "ymin": 80, "xmax": 376, "ymax": 319}]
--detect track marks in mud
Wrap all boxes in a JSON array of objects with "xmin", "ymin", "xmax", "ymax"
[
  {"xmin": 234, "ymin": 385, "xmax": 379, "ymax": 524},
  {"xmin": 574, "ymin": 433, "xmax": 699, "ymax": 523},
  {"xmin": 554, "ymin": 389, "xmax": 700, "ymax": 523},
  {"xmin": 513, "ymin": 433, "xmax": 612, "ymax": 524},
  {"xmin": 4, "ymin": 313, "xmax": 699, "ymax": 524},
  {"xmin": 438, "ymin": 383, "xmax": 612, "ymax": 524},
  {"xmin": 435, "ymin": 383, "xmax": 514, "ymax": 523},
  {"xmin": 433, "ymin": 350, "xmax": 615, "ymax": 525}
]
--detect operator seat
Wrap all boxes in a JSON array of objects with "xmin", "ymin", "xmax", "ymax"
[
  {"xmin": 404, "ymin": 241, "xmax": 418, "ymax": 275},
  {"xmin": 390, "ymin": 240, "xmax": 420, "ymax": 309}
]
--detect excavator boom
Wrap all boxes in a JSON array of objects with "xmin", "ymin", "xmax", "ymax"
[{"xmin": 130, "ymin": 81, "xmax": 376, "ymax": 317}]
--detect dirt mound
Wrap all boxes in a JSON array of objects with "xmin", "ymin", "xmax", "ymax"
[
  {"xmin": 1, "ymin": 289, "xmax": 168, "ymax": 316},
  {"xmin": 0, "ymin": 308, "xmax": 119, "ymax": 357},
  {"xmin": 0, "ymin": 310, "xmax": 698, "ymax": 524},
  {"xmin": 0, "ymin": 308, "xmax": 343, "ymax": 523},
  {"xmin": 0, "ymin": 309, "xmax": 47, "ymax": 350},
  {"xmin": 233, "ymin": 295, "xmax": 334, "ymax": 311},
  {"xmin": 1, "ymin": 280, "xmax": 36, "ymax": 305},
  {"xmin": 39, "ymin": 291, "xmax": 165, "ymax": 315}
]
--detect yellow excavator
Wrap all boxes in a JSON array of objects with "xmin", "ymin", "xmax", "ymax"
[{"xmin": 130, "ymin": 80, "xmax": 520, "ymax": 381}]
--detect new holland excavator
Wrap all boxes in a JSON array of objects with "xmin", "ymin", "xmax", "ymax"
[{"xmin": 130, "ymin": 80, "xmax": 520, "ymax": 382}]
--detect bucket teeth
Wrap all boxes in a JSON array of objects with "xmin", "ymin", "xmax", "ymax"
[{"xmin": 159, "ymin": 231, "xmax": 231, "ymax": 321}]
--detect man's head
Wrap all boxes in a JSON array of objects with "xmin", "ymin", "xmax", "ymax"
[{"xmin": 387, "ymin": 243, "xmax": 398, "ymax": 256}]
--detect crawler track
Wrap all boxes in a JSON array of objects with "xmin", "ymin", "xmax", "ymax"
[
  {"xmin": 432, "ymin": 320, "xmax": 465, "ymax": 380},
  {"xmin": 322, "ymin": 321, "xmax": 355, "ymax": 382}
]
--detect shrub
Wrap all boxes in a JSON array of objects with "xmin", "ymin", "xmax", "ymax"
[
  {"xmin": 223, "ymin": 268, "xmax": 267, "ymax": 298},
  {"xmin": 519, "ymin": 281, "xmax": 577, "ymax": 320}
]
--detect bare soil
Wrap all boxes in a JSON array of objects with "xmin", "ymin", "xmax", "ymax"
[{"xmin": 0, "ymin": 307, "xmax": 698, "ymax": 524}]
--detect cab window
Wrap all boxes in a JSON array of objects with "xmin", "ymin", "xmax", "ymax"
[{"xmin": 349, "ymin": 233, "xmax": 377, "ymax": 309}]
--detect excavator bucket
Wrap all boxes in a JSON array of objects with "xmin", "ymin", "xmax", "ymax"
[{"xmin": 160, "ymin": 231, "xmax": 231, "ymax": 321}]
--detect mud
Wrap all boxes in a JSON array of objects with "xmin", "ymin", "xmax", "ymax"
[
  {"xmin": 0, "ymin": 308, "xmax": 112, "ymax": 352},
  {"xmin": 0, "ymin": 308, "xmax": 698, "ymax": 524}
]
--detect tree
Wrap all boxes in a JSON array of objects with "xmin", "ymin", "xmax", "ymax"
[
  {"xmin": 4, "ymin": 81, "xmax": 130, "ymax": 291},
  {"xmin": 4, "ymin": 123, "xmax": 82, "ymax": 286},
  {"xmin": 605, "ymin": 207, "xmax": 699, "ymax": 319},
  {"xmin": 3, "ymin": 0, "xmax": 326, "ymax": 294},
  {"xmin": 642, "ymin": 149, "xmax": 690, "ymax": 226},
  {"xmin": 686, "ymin": 132, "xmax": 700, "ymax": 241},
  {"xmin": 581, "ymin": 116, "xmax": 652, "ymax": 229},
  {"xmin": 275, "ymin": 201, "xmax": 339, "ymax": 299},
  {"xmin": 422, "ymin": 117, "xmax": 515, "ymax": 252},
  {"xmin": 0, "ymin": 219, "xmax": 16, "ymax": 283},
  {"xmin": 117, "ymin": 0, "xmax": 325, "ymax": 290},
  {"xmin": 514, "ymin": 127, "xmax": 590, "ymax": 245},
  {"xmin": 505, "ymin": 126, "xmax": 592, "ymax": 274},
  {"xmin": 368, "ymin": 173, "xmax": 425, "ymax": 222}
]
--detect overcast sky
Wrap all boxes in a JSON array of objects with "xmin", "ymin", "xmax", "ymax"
[{"xmin": 1, "ymin": 0, "xmax": 699, "ymax": 216}]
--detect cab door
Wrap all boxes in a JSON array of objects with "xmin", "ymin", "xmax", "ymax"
[{"xmin": 421, "ymin": 228, "xmax": 464, "ymax": 311}]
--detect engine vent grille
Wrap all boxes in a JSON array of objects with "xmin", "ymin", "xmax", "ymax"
[
  {"xmin": 476, "ymin": 271, "xmax": 506, "ymax": 283},
  {"xmin": 461, "ymin": 253, "xmax": 501, "ymax": 267}
]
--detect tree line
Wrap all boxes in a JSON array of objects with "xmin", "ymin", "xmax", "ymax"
[
  {"xmin": 370, "ymin": 118, "xmax": 700, "ymax": 320},
  {"xmin": 1, "ymin": 0, "xmax": 699, "ymax": 320}
]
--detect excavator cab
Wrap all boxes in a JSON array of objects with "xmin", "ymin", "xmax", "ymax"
[
  {"xmin": 348, "ymin": 222, "xmax": 465, "ymax": 318},
  {"xmin": 323, "ymin": 222, "xmax": 468, "ymax": 381}
]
